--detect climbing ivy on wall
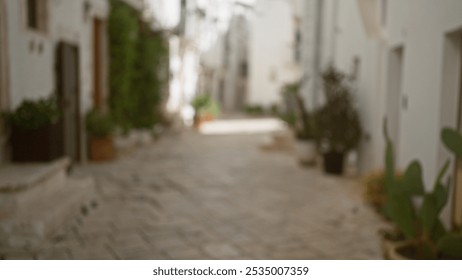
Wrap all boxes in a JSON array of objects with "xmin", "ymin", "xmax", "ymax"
[
  {"xmin": 108, "ymin": 0, "xmax": 169, "ymax": 132},
  {"xmin": 131, "ymin": 27, "xmax": 169, "ymax": 128}
]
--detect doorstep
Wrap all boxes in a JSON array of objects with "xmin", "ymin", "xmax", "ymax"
[{"xmin": 0, "ymin": 158, "xmax": 97, "ymax": 249}]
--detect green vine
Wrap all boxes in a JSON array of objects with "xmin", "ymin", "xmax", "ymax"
[{"xmin": 108, "ymin": 0, "xmax": 169, "ymax": 132}]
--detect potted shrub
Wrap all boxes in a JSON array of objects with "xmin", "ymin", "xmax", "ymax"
[
  {"xmin": 3, "ymin": 97, "xmax": 62, "ymax": 162},
  {"xmin": 191, "ymin": 94, "xmax": 220, "ymax": 128},
  {"xmin": 314, "ymin": 66, "xmax": 361, "ymax": 174},
  {"xmin": 380, "ymin": 120, "xmax": 462, "ymax": 259},
  {"xmin": 85, "ymin": 109, "xmax": 115, "ymax": 161}
]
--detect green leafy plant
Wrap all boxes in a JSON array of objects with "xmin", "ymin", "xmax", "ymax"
[
  {"xmin": 362, "ymin": 170, "xmax": 402, "ymax": 215},
  {"xmin": 192, "ymin": 94, "xmax": 220, "ymax": 118},
  {"xmin": 244, "ymin": 104, "xmax": 264, "ymax": 115},
  {"xmin": 85, "ymin": 109, "xmax": 114, "ymax": 138},
  {"xmin": 314, "ymin": 66, "xmax": 361, "ymax": 152},
  {"xmin": 3, "ymin": 97, "xmax": 60, "ymax": 130},
  {"xmin": 281, "ymin": 81, "xmax": 315, "ymax": 141},
  {"xmin": 382, "ymin": 120, "xmax": 462, "ymax": 259},
  {"xmin": 108, "ymin": 0, "xmax": 169, "ymax": 132}
]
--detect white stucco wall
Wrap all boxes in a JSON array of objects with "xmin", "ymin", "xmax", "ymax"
[
  {"xmin": 5, "ymin": 0, "xmax": 109, "ymax": 161},
  {"xmin": 248, "ymin": 0, "xmax": 299, "ymax": 107},
  {"xmin": 317, "ymin": 0, "xmax": 462, "ymax": 224},
  {"xmin": 329, "ymin": 0, "xmax": 386, "ymax": 174},
  {"xmin": 383, "ymin": 0, "xmax": 462, "ymax": 187},
  {"xmin": 319, "ymin": 0, "xmax": 462, "ymax": 183},
  {"xmin": 222, "ymin": 15, "xmax": 248, "ymax": 112},
  {"xmin": 6, "ymin": 0, "xmax": 108, "ymax": 110}
]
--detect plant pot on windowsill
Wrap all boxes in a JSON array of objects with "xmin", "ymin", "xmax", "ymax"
[
  {"xmin": 86, "ymin": 109, "xmax": 115, "ymax": 162},
  {"xmin": 3, "ymin": 97, "xmax": 62, "ymax": 162}
]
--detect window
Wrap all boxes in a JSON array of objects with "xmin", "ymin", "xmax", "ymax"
[{"xmin": 26, "ymin": 0, "xmax": 47, "ymax": 32}]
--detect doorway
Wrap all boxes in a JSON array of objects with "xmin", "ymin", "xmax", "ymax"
[
  {"xmin": 386, "ymin": 46, "xmax": 404, "ymax": 161},
  {"xmin": 56, "ymin": 42, "xmax": 80, "ymax": 162},
  {"xmin": 0, "ymin": 0, "xmax": 9, "ymax": 162},
  {"xmin": 454, "ymin": 33, "xmax": 462, "ymax": 228}
]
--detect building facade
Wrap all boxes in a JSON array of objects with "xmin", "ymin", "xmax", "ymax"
[
  {"xmin": 247, "ymin": 0, "xmax": 301, "ymax": 108},
  {"xmin": 301, "ymin": 0, "xmax": 462, "ymax": 227},
  {"xmin": 0, "ymin": 0, "xmax": 110, "ymax": 162}
]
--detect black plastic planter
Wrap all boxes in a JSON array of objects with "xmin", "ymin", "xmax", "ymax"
[
  {"xmin": 323, "ymin": 151, "xmax": 345, "ymax": 175},
  {"xmin": 10, "ymin": 123, "xmax": 63, "ymax": 162}
]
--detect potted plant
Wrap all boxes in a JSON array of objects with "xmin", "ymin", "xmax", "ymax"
[
  {"xmin": 280, "ymin": 82, "xmax": 317, "ymax": 165},
  {"xmin": 3, "ymin": 97, "xmax": 62, "ymax": 162},
  {"xmin": 380, "ymin": 120, "xmax": 462, "ymax": 259},
  {"xmin": 314, "ymin": 66, "xmax": 361, "ymax": 174},
  {"xmin": 191, "ymin": 94, "xmax": 220, "ymax": 128},
  {"xmin": 85, "ymin": 109, "xmax": 115, "ymax": 161}
]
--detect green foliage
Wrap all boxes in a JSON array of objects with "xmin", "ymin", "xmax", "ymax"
[
  {"xmin": 3, "ymin": 97, "xmax": 60, "ymax": 130},
  {"xmin": 362, "ymin": 170, "xmax": 402, "ymax": 214},
  {"xmin": 437, "ymin": 232, "xmax": 462, "ymax": 258},
  {"xmin": 108, "ymin": 0, "xmax": 169, "ymax": 132},
  {"xmin": 281, "ymin": 81, "xmax": 315, "ymax": 140},
  {"xmin": 85, "ymin": 109, "xmax": 114, "ymax": 138},
  {"xmin": 131, "ymin": 29, "xmax": 169, "ymax": 129},
  {"xmin": 442, "ymin": 128, "xmax": 462, "ymax": 158},
  {"xmin": 192, "ymin": 94, "xmax": 220, "ymax": 118},
  {"xmin": 279, "ymin": 112, "xmax": 296, "ymax": 128},
  {"xmin": 314, "ymin": 66, "xmax": 361, "ymax": 152},
  {"xmin": 245, "ymin": 105, "xmax": 264, "ymax": 115},
  {"xmin": 382, "ymin": 121, "xmax": 462, "ymax": 259},
  {"xmin": 108, "ymin": 0, "xmax": 139, "ymax": 132}
]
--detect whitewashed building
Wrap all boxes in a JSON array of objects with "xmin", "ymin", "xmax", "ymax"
[
  {"xmin": 247, "ymin": 0, "xmax": 301, "ymax": 108},
  {"xmin": 301, "ymin": 0, "xmax": 462, "ymax": 227},
  {"xmin": 0, "ymin": 0, "xmax": 110, "ymax": 162}
]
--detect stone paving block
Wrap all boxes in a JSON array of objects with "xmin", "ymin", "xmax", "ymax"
[
  {"xmin": 64, "ymin": 243, "xmax": 115, "ymax": 260},
  {"xmin": 202, "ymin": 243, "xmax": 243, "ymax": 259},
  {"xmin": 165, "ymin": 247, "xmax": 208, "ymax": 260},
  {"xmin": 1, "ymin": 131, "xmax": 385, "ymax": 259}
]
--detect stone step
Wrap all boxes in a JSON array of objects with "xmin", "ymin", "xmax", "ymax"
[
  {"xmin": 0, "ymin": 176, "xmax": 96, "ymax": 249},
  {"xmin": 0, "ymin": 158, "xmax": 70, "ymax": 216}
]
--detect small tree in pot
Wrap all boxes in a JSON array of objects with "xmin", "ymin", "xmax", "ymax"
[
  {"xmin": 86, "ymin": 109, "xmax": 115, "ymax": 161},
  {"xmin": 314, "ymin": 66, "xmax": 362, "ymax": 175},
  {"xmin": 191, "ymin": 94, "xmax": 220, "ymax": 128}
]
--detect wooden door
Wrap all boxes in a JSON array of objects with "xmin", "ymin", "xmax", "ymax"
[{"xmin": 56, "ymin": 42, "xmax": 80, "ymax": 161}]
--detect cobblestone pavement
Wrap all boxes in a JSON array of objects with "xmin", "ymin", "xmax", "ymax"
[{"xmin": 4, "ymin": 130, "xmax": 386, "ymax": 259}]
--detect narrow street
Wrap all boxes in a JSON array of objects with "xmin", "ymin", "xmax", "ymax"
[{"xmin": 14, "ymin": 126, "xmax": 385, "ymax": 260}]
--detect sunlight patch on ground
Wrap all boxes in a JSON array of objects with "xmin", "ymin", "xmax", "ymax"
[{"xmin": 199, "ymin": 118, "xmax": 288, "ymax": 135}]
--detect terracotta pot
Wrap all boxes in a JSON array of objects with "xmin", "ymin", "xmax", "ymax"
[
  {"xmin": 202, "ymin": 113, "xmax": 214, "ymax": 122},
  {"xmin": 88, "ymin": 136, "xmax": 115, "ymax": 162}
]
